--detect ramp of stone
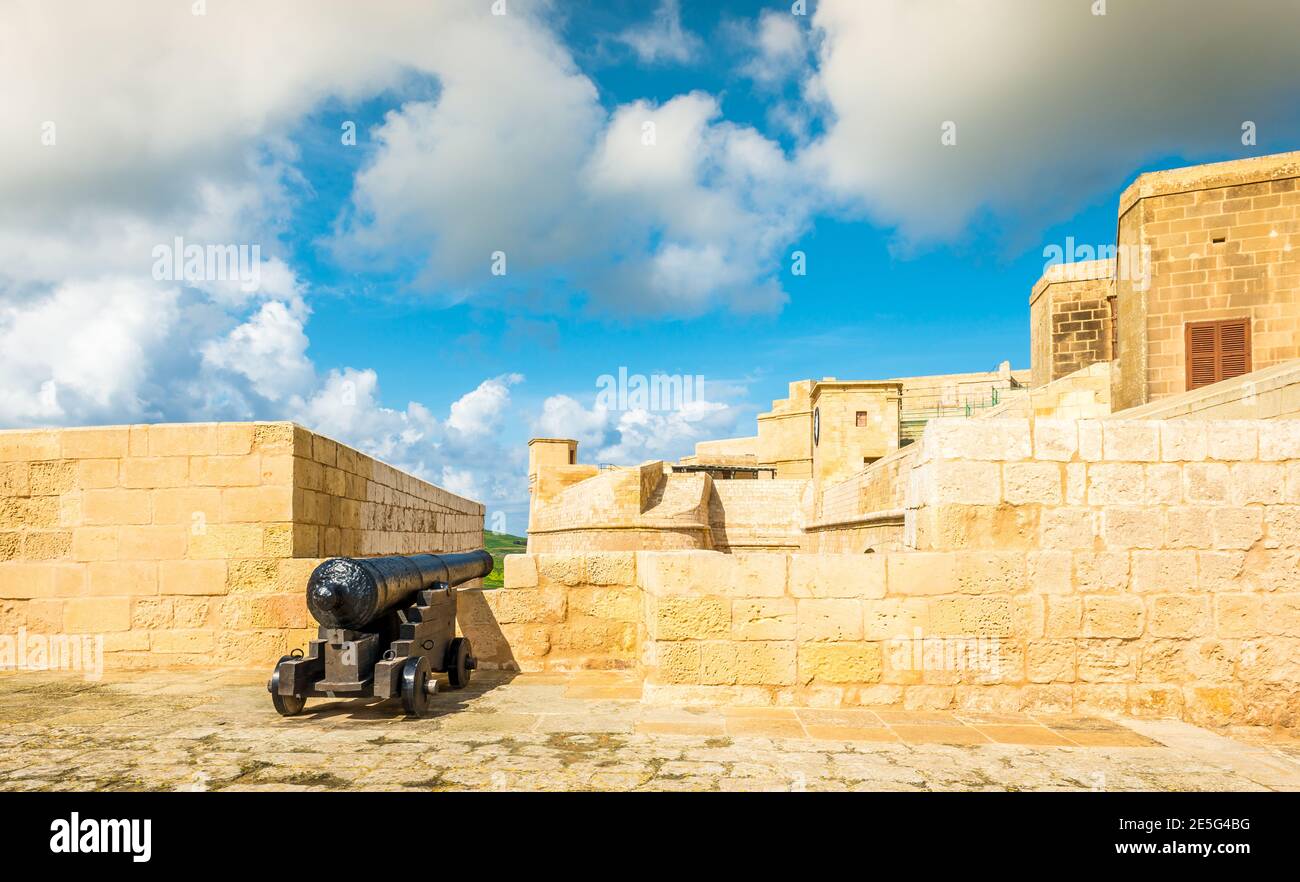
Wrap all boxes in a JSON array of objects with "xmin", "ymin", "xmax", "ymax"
[{"xmin": 708, "ymin": 480, "xmax": 806, "ymax": 551}]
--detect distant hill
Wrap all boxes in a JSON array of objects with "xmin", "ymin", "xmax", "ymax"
[{"xmin": 482, "ymin": 530, "xmax": 527, "ymax": 588}]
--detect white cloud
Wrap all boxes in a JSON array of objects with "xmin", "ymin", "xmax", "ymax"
[
  {"xmin": 802, "ymin": 0, "xmax": 1300, "ymax": 244},
  {"xmin": 737, "ymin": 10, "xmax": 810, "ymax": 88},
  {"xmin": 534, "ymin": 386, "xmax": 751, "ymax": 467},
  {"xmin": 0, "ymin": 279, "xmax": 179, "ymax": 424},
  {"xmin": 201, "ymin": 300, "xmax": 315, "ymax": 404},
  {"xmin": 446, "ymin": 374, "xmax": 525, "ymax": 439},
  {"xmin": 614, "ymin": 0, "xmax": 703, "ymax": 65}
]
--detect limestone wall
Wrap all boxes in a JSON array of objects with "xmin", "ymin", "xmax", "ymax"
[
  {"xmin": 0, "ymin": 422, "xmax": 482, "ymax": 669},
  {"xmin": 491, "ymin": 417, "xmax": 1300, "ymax": 725}
]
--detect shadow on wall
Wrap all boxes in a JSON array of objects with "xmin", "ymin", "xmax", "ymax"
[{"xmin": 456, "ymin": 587, "xmax": 518, "ymax": 671}]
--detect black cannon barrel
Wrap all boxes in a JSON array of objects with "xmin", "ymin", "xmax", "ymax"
[{"xmin": 306, "ymin": 550, "xmax": 493, "ymax": 630}]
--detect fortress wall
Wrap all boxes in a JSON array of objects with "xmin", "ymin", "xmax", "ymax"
[
  {"xmin": 0, "ymin": 422, "xmax": 482, "ymax": 670},
  {"xmin": 492, "ymin": 417, "xmax": 1300, "ymax": 725}
]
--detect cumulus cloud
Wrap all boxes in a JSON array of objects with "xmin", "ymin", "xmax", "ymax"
[
  {"xmin": 534, "ymin": 384, "xmax": 752, "ymax": 467},
  {"xmin": 201, "ymin": 300, "xmax": 315, "ymax": 404},
  {"xmin": 802, "ymin": 0, "xmax": 1300, "ymax": 244},
  {"xmin": 736, "ymin": 9, "xmax": 811, "ymax": 89},
  {"xmin": 0, "ymin": 280, "xmax": 180, "ymax": 424},
  {"xmin": 339, "ymin": 58, "xmax": 809, "ymax": 316},
  {"xmin": 446, "ymin": 374, "xmax": 525, "ymax": 439},
  {"xmin": 613, "ymin": 0, "xmax": 703, "ymax": 65}
]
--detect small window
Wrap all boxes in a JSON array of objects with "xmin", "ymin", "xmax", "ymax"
[
  {"xmin": 569, "ymin": 450, "xmax": 576, "ymax": 464},
  {"xmin": 1185, "ymin": 318, "xmax": 1252, "ymax": 390},
  {"xmin": 855, "ymin": 411, "xmax": 870, "ymax": 427}
]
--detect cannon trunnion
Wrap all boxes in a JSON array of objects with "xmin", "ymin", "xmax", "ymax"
[{"xmin": 268, "ymin": 550, "xmax": 492, "ymax": 718}]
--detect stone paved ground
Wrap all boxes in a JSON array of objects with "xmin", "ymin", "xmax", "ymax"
[{"xmin": 1, "ymin": 669, "xmax": 1297, "ymax": 792}]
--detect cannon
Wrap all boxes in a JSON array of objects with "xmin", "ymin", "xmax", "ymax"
[{"xmin": 267, "ymin": 550, "xmax": 493, "ymax": 717}]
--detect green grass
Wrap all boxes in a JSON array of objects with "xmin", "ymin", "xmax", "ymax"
[{"xmin": 482, "ymin": 530, "xmax": 527, "ymax": 588}]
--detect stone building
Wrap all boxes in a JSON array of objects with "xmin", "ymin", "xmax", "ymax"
[
  {"xmin": 509, "ymin": 151, "xmax": 1300, "ymax": 726},
  {"xmin": 1032, "ymin": 151, "xmax": 1300, "ymax": 411}
]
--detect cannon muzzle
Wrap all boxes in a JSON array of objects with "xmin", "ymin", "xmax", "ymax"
[{"xmin": 305, "ymin": 550, "xmax": 493, "ymax": 630}]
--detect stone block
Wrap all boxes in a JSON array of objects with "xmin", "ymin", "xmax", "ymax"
[
  {"xmin": 1073, "ymin": 552, "xmax": 1129, "ymax": 594},
  {"xmin": 921, "ymin": 419, "xmax": 1030, "ymax": 461},
  {"xmin": 1032, "ymin": 419, "xmax": 1077, "ymax": 461},
  {"xmin": 796, "ymin": 598, "xmax": 863, "ymax": 641},
  {"xmin": 1265, "ymin": 507, "xmax": 1300, "ymax": 548},
  {"xmin": 798, "ymin": 642, "xmax": 882, "ymax": 684},
  {"xmin": 64, "ymin": 597, "xmax": 130, "ymax": 633},
  {"xmin": 637, "ymin": 551, "xmax": 732, "ymax": 597},
  {"xmin": 1002, "ymin": 462, "xmax": 1062, "ymax": 505},
  {"xmin": 503, "ymin": 554, "xmax": 538, "ymax": 589},
  {"xmin": 159, "ymin": 559, "xmax": 228, "ymax": 596},
  {"xmin": 1027, "ymin": 640, "xmax": 1076, "ymax": 683},
  {"xmin": 1086, "ymin": 463, "xmax": 1145, "ymax": 505},
  {"xmin": 862, "ymin": 597, "xmax": 929, "ymax": 641},
  {"xmin": 86, "ymin": 561, "xmax": 158, "ymax": 596},
  {"xmin": 119, "ymin": 457, "xmax": 189, "ymax": 489},
  {"xmin": 147, "ymin": 423, "xmax": 221, "ymax": 457},
  {"xmin": 1101, "ymin": 507, "xmax": 1162, "ymax": 549},
  {"xmin": 928, "ymin": 461, "xmax": 1002, "ymax": 505},
  {"xmin": 1148, "ymin": 595, "xmax": 1211, "ymax": 637},
  {"xmin": 1207, "ymin": 421, "xmax": 1257, "ymax": 460},
  {"xmin": 1077, "ymin": 420, "xmax": 1103, "ymax": 460},
  {"xmin": 1210, "ymin": 508, "xmax": 1264, "ymax": 550},
  {"xmin": 81, "ymin": 489, "xmax": 151, "ymax": 526},
  {"xmin": 789, "ymin": 553, "xmax": 885, "ymax": 598},
  {"xmin": 584, "ymin": 552, "xmax": 635, "ymax": 586},
  {"xmin": 1214, "ymin": 594, "xmax": 1260, "ymax": 637},
  {"xmin": 930, "ymin": 596, "xmax": 1013, "ymax": 637},
  {"xmin": 151, "ymin": 488, "xmax": 221, "ymax": 525},
  {"xmin": 886, "ymin": 552, "xmax": 956, "ymax": 596},
  {"xmin": 1130, "ymin": 550, "xmax": 1196, "ymax": 593},
  {"xmin": 221, "ymin": 486, "xmax": 292, "ymax": 523},
  {"xmin": 1164, "ymin": 507, "xmax": 1213, "ymax": 548},
  {"xmin": 1082, "ymin": 596, "xmax": 1144, "ymax": 638},
  {"xmin": 1027, "ymin": 550, "xmax": 1072, "ymax": 595},
  {"xmin": 59, "ymin": 427, "xmax": 130, "ymax": 459},
  {"xmin": 1183, "ymin": 462, "xmax": 1231, "ymax": 504},
  {"xmin": 150, "ymin": 629, "xmax": 216, "ymax": 654},
  {"xmin": 1039, "ymin": 507, "xmax": 1096, "ymax": 549},
  {"xmin": 1102, "ymin": 421, "xmax": 1160, "ymax": 461},
  {"xmin": 1229, "ymin": 463, "xmax": 1284, "ymax": 505},
  {"xmin": 651, "ymin": 596, "xmax": 729, "ymax": 640},
  {"xmin": 1159, "ymin": 421, "xmax": 1208, "ymax": 462},
  {"xmin": 190, "ymin": 455, "xmax": 262, "ymax": 487},
  {"xmin": 732, "ymin": 597, "xmax": 796, "ymax": 641},
  {"xmin": 1258, "ymin": 421, "xmax": 1300, "ymax": 461}
]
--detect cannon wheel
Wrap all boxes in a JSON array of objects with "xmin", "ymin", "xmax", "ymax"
[
  {"xmin": 400, "ymin": 656, "xmax": 433, "ymax": 717},
  {"xmin": 445, "ymin": 637, "xmax": 473, "ymax": 689},
  {"xmin": 269, "ymin": 656, "xmax": 307, "ymax": 717}
]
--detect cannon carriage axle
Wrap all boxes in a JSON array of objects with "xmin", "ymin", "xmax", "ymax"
[{"xmin": 268, "ymin": 550, "xmax": 492, "ymax": 717}]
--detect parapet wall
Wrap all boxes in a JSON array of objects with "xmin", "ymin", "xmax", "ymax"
[{"xmin": 0, "ymin": 422, "xmax": 483, "ymax": 669}]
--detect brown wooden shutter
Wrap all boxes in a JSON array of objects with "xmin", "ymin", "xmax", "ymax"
[{"xmin": 1184, "ymin": 318, "xmax": 1252, "ymax": 390}]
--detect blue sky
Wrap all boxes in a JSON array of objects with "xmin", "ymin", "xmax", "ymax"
[{"xmin": 3, "ymin": 0, "xmax": 1299, "ymax": 532}]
